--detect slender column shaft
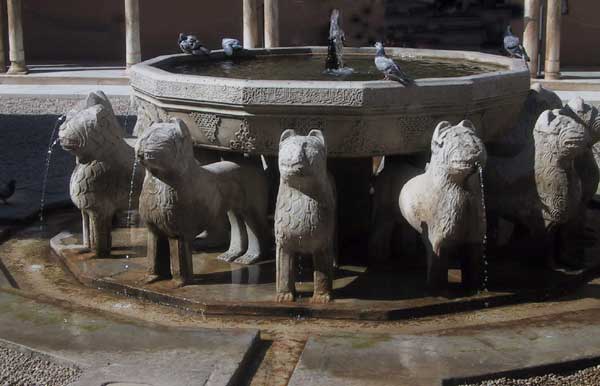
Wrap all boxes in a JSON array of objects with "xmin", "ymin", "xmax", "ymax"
[
  {"xmin": 264, "ymin": 0, "xmax": 279, "ymax": 48},
  {"xmin": 125, "ymin": 0, "xmax": 141, "ymax": 67},
  {"xmin": 0, "ymin": 0, "xmax": 6, "ymax": 72},
  {"xmin": 545, "ymin": 0, "xmax": 562, "ymax": 80},
  {"xmin": 7, "ymin": 0, "xmax": 26, "ymax": 74},
  {"xmin": 243, "ymin": 0, "xmax": 259, "ymax": 48},
  {"xmin": 523, "ymin": 0, "xmax": 540, "ymax": 78}
]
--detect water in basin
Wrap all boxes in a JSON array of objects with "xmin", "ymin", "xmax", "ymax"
[{"xmin": 164, "ymin": 54, "xmax": 506, "ymax": 81}]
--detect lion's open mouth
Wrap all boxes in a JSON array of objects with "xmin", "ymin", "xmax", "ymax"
[{"xmin": 59, "ymin": 137, "xmax": 80, "ymax": 152}]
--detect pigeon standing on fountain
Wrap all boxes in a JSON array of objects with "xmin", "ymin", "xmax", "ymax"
[
  {"xmin": 0, "ymin": 179, "xmax": 15, "ymax": 204},
  {"xmin": 222, "ymin": 38, "xmax": 243, "ymax": 57},
  {"xmin": 178, "ymin": 33, "xmax": 211, "ymax": 56},
  {"xmin": 374, "ymin": 42, "xmax": 413, "ymax": 86},
  {"xmin": 503, "ymin": 25, "xmax": 530, "ymax": 61}
]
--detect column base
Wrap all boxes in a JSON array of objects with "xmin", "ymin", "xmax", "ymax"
[
  {"xmin": 544, "ymin": 72, "xmax": 561, "ymax": 80},
  {"xmin": 7, "ymin": 61, "xmax": 27, "ymax": 74}
]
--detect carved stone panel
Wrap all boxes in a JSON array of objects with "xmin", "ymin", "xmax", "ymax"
[
  {"xmin": 230, "ymin": 119, "xmax": 257, "ymax": 153},
  {"xmin": 189, "ymin": 112, "xmax": 221, "ymax": 143}
]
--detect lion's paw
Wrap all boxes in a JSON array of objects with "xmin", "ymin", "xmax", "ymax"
[
  {"xmin": 311, "ymin": 292, "xmax": 331, "ymax": 304},
  {"xmin": 235, "ymin": 253, "xmax": 261, "ymax": 265},
  {"xmin": 276, "ymin": 292, "xmax": 295, "ymax": 303},
  {"xmin": 142, "ymin": 274, "xmax": 162, "ymax": 285},
  {"xmin": 217, "ymin": 251, "xmax": 243, "ymax": 263}
]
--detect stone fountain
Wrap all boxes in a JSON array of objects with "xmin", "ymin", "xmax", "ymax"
[{"xmin": 49, "ymin": 20, "xmax": 600, "ymax": 317}]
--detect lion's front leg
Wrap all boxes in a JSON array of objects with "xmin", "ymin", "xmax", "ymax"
[
  {"xmin": 425, "ymin": 237, "xmax": 448, "ymax": 295},
  {"xmin": 89, "ymin": 211, "xmax": 112, "ymax": 258},
  {"xmin": 81, "ymin": 211, "xmax": 91, "ymax": 248},
  {"xmin": 169, "ymin": 237, "xmax": 193, "ymax": 287},
  {"xmin": 144, "ymin": 228, "xmax": 170, "ymax": 284},
  {"xmin": 312, "ymin": 248, "xmax": 333, "ymax": 304},
  {"xmin": 276, "ymin": 244, "xmax": 296, "ymax": 303}
]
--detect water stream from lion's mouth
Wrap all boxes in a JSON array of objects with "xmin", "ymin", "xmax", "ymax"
[
  {"xmin": 124, "ymin": 97, "xmax": 137, "ymax": 267},
  {"xmin": 39, "ymin": 115, "xmax": 66, "ymax": 224},
  {"xmin": 476, "ymin": 162, "xmax": 488, "ymax": 293}
]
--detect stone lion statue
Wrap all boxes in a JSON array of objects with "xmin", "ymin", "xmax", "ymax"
[
  {"xmin": 275, "ymin": 129, "xmax": 337, "ymax": 304},
  {"xmin": 395, "ymin": 120, "xmax": 487, "ymax": 292},
  {"xmin": 136, "ymin": 119, "xmax": 269, "ymax": 287},
  {"xmin": 486, "ymin": 107, "xmax": 590, "ymax": 268},
  {"xmin": 59, "ymin": 91, "xmax": 143, "ymax": 258}
]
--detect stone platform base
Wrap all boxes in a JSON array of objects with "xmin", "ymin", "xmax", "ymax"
[{"xmin": 50, "ymin": 216, "xmax": 600, "ymax": 321}]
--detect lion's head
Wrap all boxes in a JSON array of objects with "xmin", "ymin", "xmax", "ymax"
[
  {"xmin": 59, "ymin": 103, "xmax": 123, "ymax": 164},
  {"xmin": 430, "ymin": 120, "xmax": 487, "ymax": 182},
  {"xmin": 135, "ymin": 119, "xmax": 194, "ymax": 181},
  {"xmin": 278, "ymin": 129, "xmax": 328, "ymax": 185},
  {"xmin": 562, "ymin": 97, "xmax": 600, "ymax": 144},
  {"xmin": 534, "ymin": 109, "xmax": 589, "ymax": 161}
]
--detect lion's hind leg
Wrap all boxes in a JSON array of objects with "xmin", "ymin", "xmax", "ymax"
[
  {"xmin": 218, "ymin": 211, "xmax": 248, "ymax": 263},
  {"xmin": 234, "ymin": 208, "xmax": 268, "ymax": 265}
]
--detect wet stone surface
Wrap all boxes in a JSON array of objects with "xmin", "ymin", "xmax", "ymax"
[
  {"xmin": 50, "ymin": 208, "xmax": 600, "ymax": 320},
  {"xmin": 0, "ymin": 290, "xmax": 259, "ymax": 386},
  {"xmin": 288, "ymin": 309, "xmax": 600, "ymax": 386}
]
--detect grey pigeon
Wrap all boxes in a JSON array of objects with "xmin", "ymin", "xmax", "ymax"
[
  {"xmin": 374, "ymin": 42, "xmax": 413, "ymax": 86},
  {"xmin": 503, "ymin": 26, "xmax": 530, "ymax": 61},
  {"xmin": 0, "ymin": 179, "xmax": 15, "ymax": 204},
  {"xmin": 178, "ymin": 33, "xmax": 211, "ymax": 56},
  {"xmin": 222, "ymin": 38, "xmax": 243, "ymax": 57}
]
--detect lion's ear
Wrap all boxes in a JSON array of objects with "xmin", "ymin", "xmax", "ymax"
[
  {"xmin": 308, "ymin": 129, "xmax": 325, "ymax": 146},
  {"xmin": 172, "ymin": 118, "xmax": 191, "ymax": 139},
  {"xmin": 458, "ymin": 119, "xmax": 481, "ymax": 137},
  {"xmin": 280, "ymin": 129, "xmax": 296, "ymax": 144},
  {"xmin": 432, "ymin": 121, "xmax": 452, "ymax": 147}
]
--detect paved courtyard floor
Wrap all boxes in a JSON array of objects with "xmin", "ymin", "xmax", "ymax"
[{"xmin": 1, "ymin": 84, "xmax": 600, "ymax": 386}]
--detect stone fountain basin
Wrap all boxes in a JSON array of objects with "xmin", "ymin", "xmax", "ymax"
[{"xmin": 130, "ymin": 47, "xmax": 530, "ymax": 157}]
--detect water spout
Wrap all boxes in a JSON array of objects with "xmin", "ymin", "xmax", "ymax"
[
  {"xmin": 39, "ymin": 115, "xmax": 66, "ymax": 223},
  {"xmin": 476, "ymin": 162, "xmax": 488, "ymax": 293},
  {"xmin": 328, "ymin": 9, "xmax": 345, "ymax": 70}
]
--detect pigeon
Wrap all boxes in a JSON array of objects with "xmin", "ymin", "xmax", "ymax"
[
  {"xmin": 0, "ymin": 179, "xmax": 15, "ymax": 204},
  {"xmin": 503, "ymin": 26, "xmax": 530, "ymax": 61},
  {"xmin": 374, "ymin": 42, "xmax": 413, "ymax": 86},
  {"xmin": 222, "ymin": 38, "xmax": 243, "ymax": 57},
  {"xmin": 178, "ymin": 33, "xmax": 211, "ymax": 56}
]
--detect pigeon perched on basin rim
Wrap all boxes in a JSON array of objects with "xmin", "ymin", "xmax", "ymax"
[
  {"xmin": 222, "ymin": 38, "xmax": 243, "ymax": 57},
  {"xmin": 503, "ymin": 25, "xmax": 530, "ymax": 61},
  {"xmin": 178, "ymin": 33, "xmax": 211, "ymax": 56},
  {"xmin": 374, "ymin": 42, "xmax": 413, "ymax": 86}
]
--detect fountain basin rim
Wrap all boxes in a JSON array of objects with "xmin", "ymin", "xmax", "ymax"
[
  {"xmin": 130, "ymin": 46, "xmax": 529, "ymax": 109},
  {"xmin": 130, "ymin": 46, "xmax": 530, "ymax": 157}
]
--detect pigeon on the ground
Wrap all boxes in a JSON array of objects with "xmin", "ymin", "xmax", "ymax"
[
  {"xmin": 503, "ymin": 25, "xmax": 530, "ymax": 61},
  {"xmin": 374, "ymin": 42, "xmax": 413, "ymax": 86},
  {"xmin": 178, "ymin": 33, "xmax": 211, "ymax": 56},
  {"xmin": 222, "ymin": 38, "xmax": 243, "ymax": 57},
  {"xmin": 0, "ymin": 180, "xmax": 15, "ymax": 204}
]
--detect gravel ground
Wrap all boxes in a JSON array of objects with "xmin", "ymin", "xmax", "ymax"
[
  {"xmin": 0, "ymin": 345, "xmax": 81, "ymax": 386},
  {"xmin": 460, "ymin": 364, "xmax": 600, "ymax": 386}
]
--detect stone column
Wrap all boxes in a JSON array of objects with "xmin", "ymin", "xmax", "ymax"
[
  {"xmin": 125, "ymin": 0, "xmax": 142, "ymax": 67},
  {"xmin": 523, "ymin": 0, "xmax": 540, "ymax": 78},
  {"xmin": 544, "ymin": 0, "xmax": 562, "ymax": 80},
  {"xmin": 243, "ymin": 0, "xmax": 259, "ymax": 48},
  {"xmin": 264, "ymin": 0, "xmax": 279, "ymax": 48},
  {"xmin": 0, "ymin": 0, "xmax": 7, "ymax": 73},
  {"xmin": 7, "ymin": 0, "xmax": 26, "ymax": 74}
]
